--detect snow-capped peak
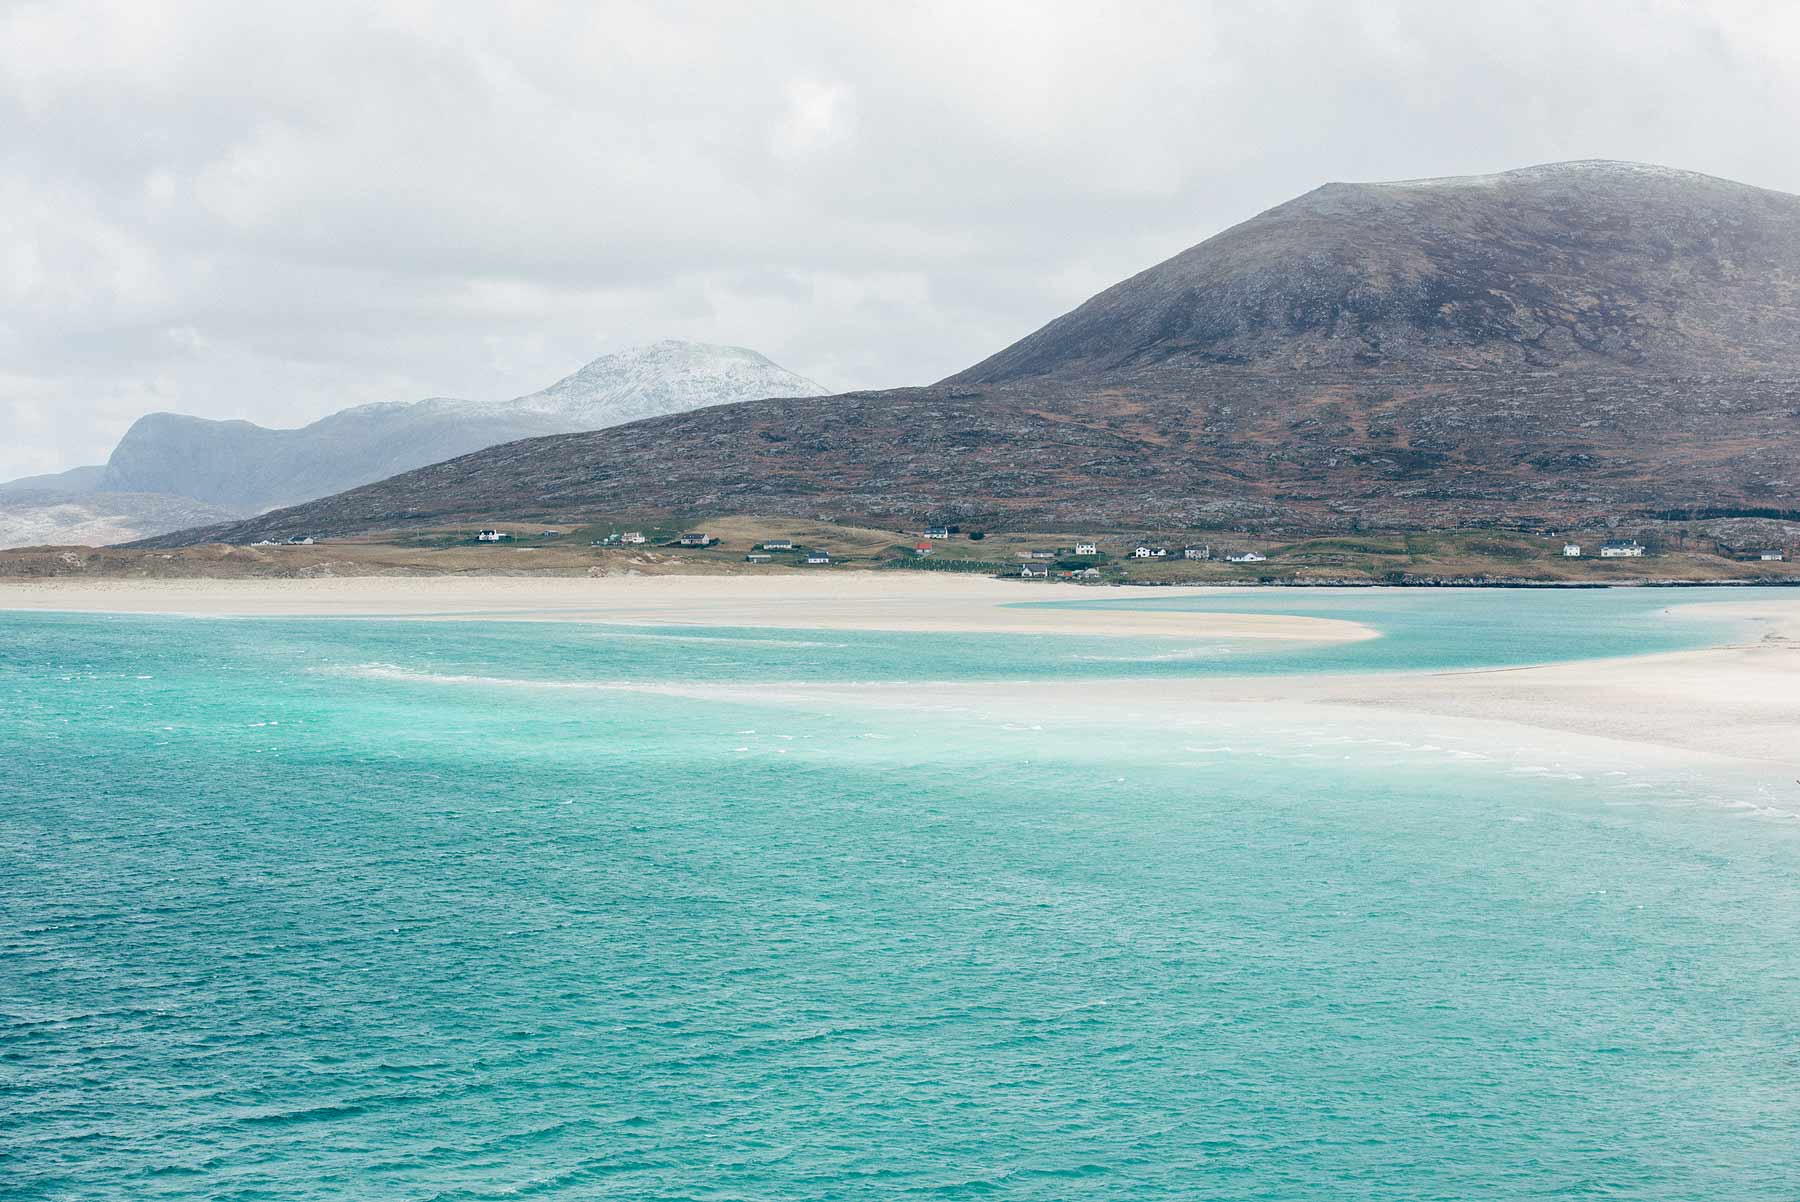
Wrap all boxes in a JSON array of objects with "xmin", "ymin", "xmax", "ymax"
[{"xmin": 504, "ymin": 339, "xmax": 827, "ymax": 426}]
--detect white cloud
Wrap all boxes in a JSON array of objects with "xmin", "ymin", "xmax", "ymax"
[{"xmin": 1, "ymin": 0, "xmax": 1798, "ymax": 479}]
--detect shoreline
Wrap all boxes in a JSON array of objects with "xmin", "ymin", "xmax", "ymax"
[
  {"xmin": 4, "ymin": 576, "xmax": 1797, "ymax": 774},
  {"xmin": 0, "ymin": 574, "xmax": 1373, "ymax": 643}
]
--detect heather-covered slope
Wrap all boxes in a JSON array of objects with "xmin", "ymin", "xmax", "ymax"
[{"xmin": 951, "ymin": 161, "xmax": 1800, "ymax": 383}]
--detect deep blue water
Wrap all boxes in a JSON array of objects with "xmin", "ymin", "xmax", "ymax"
[{"xmin": 4, "ymin": 588, "xmax": 1799, "ymax": 1199}]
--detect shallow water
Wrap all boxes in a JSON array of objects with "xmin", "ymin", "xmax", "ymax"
[{"xmin": 4, "ymin": 588, "xmax": 1798, "ymax": 1199}]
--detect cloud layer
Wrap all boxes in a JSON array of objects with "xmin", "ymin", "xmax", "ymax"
[{"xmin": 4, "ymin": 0, "xmax": 1799, "ymax": 478}]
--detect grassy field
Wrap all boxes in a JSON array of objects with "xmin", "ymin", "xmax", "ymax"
[{"xmin": 3, "ymin": 516, "xmax": 1795, "ymax": 585}]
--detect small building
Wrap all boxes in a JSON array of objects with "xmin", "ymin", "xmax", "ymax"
[
  {"xmin": 539, "ymin": 530, "xmax": 562, "ymax": 538},
  {"xmin": 1076, "ymin": 566, "xmax": 1102, "ymax": 579},
  {"xmin": 923, "ymin": 526, "xmax": 951, "ymax": 540},
  {"xmin": 1074, "ymin": 542, "xmax": 1099, "ymax": 556},
  {"xmin": 1028, "ymin": 549, "xmax": 1056, "ymax": 559},
  {"xmin": 476, "ymin": 529, "xmax": 506, "ymax": 543},
  {"xmin": 285, "ymin": 535, "xmax": 315, "ymax": 546},
  {"xmin": 805, "ymin": 552, "xmax": 832, "ymax": 565},
  {"xmin": 1756, "ymin": 549, "xmax": 1786, "ymax": 561},
  {"xmin": 1562, "ymin": 543, "xmax": 1582, "ymax": 557},
  {"xmin": 1225, "ymin": 551, "xmax": 1267, "ymax": 563},
  {"xmin": 620, "ymin": 532, "xmax": 647, "ymax": 545},
  {"xmin": 1132, "ymin": 545, "xmax": 1167, "ymax": 559},
  {"xmin": 1020, "ymin": 564, "xmax": 1048, "ymax": 578},
  {"xmin": 761, "ymin": 539, "xmax": 795, "ymax": 551},
  {"xmin": 745, "ymin": 552, "xmax": 773, "ymax": 563},
  {"xmin": 1183, "ymin": 545, "xmax": 1211, "ymax": 561},
  {"xmin": 913, "ymin": 543, "xmax": 933, "ymax": 556},
  {"xmin": 677, "ymin": 532, "xmax": 712, "ymax": 547},
  {"xmin": 1599, "ymin": 539, "xmax": 1645, "ymax": 558}
]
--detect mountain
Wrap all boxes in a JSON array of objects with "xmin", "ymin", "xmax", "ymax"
[
  {"xmin": 951, "ymin": 160, "xmax": 1800, "ymax": 383},
  {"xmin": 1, "ymin": 341, "xmax": 824, "ymax": 547},
  {"xmin": 141, "ymin": 162, "xmax": 1800, "ymax": 546},
  {"xmin": 0, "ymin": 491, "xmax": 243, "ymax": 551}
]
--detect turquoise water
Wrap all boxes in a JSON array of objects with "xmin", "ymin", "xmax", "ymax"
[{"xmin": 4, "ymin": 587, "xmax": 1800, "ymax": 1199}]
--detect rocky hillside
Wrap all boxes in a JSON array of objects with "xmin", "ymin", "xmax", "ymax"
[
  {"xmin": 952, "ymin": 161, "xmax": 1800, "ymax": 382},
  {"xmin": 144, "ymin": 162, "xmax": 1800, "ymax": 545}
]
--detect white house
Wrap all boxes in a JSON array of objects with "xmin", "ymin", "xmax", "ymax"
[
  {"xmin": 745, "ymin": 552, "xmax": 773, "ymax": 563},
  {"xmin": 805, "ymin": 552, "xmax": 832, "ymax": 564},
  {"xmin": 1225, "ymin": 551, "xmax": 1266, "ymax": 563},
  {"xmin": 924, "ymin": 526, "xmax": 951, "ymax": 539},
  {"xmin": 1757, "ymin": 549, "xmax": 1786, "ymax": 561},
  {"xmin": 1132, "ymin": 545, "xmax": 1167, "ymax": 559},
  {"xmin": 761, "ymin": 539, "xmax": 795, "ymax": 551},
  {"xmin": 476, "ymin": 529, "xmax": 505, "ymax": 543},
  {"xmin": 1076, "ymin": 566, "xmax": 1102, "ymax": 579},
  {"xmin": 1562, "ymin": 543, "xmax": 1582, "ymax": 557},
  {"xmin": 1020, "ymin": 564, "xmax": 1048, "ymax": 578},
  {"xmin": 1599, "ymin": 539, "xmax": 1645, "ymax": 558},
  {"xmin": 1183, "ymin": 546, "xmax": 1211, "ymax": 561},
  {"xmin": 620, "ymin": 532, "xmax": 647, "ymax": 545},
  {"xmin": 1074, "ymin": 542, "xmax": 1099, "ymax": 556},
  {"xmin": 285, "ymin": 535, "xmax": 315, "ymax": 546},
  {"xmin": 677, "ymin": 532, "xmax": 712, "ymax": 547}
]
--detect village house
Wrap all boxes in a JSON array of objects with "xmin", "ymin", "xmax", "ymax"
[
  {"xmin": 805, "ymin": 552, "xmax": 832, "ymax": 564},
  {"xmin": 1183, "ymin": 545, "xmax": 1211, "ymax": 560},
  {"xmin": 1077, "ymin": 566, "xmax": 1102, "ymax": 579},
  {"xmin": 1562, "ymin": 543, "xmax": 1582, "ymax": 557},
  {"xmin": 761, "ymin": 539, "xmax": 795, "ymax": 551},
  {"xmin": 923, "ymin": 526, "xmax": 951, "ymax": 540},
  {"xmin": 745, "ymin": 552, "xmax": 772, "ymax": 563},
  {"xmin": 677, "ymin": 532, "xmax": 713, "ymax": 547},
  {"xmin": 1758, "ymin": 549, "xmax": 1787, "ymax": 561},
  {"xmin": 620, "ymin": 532, "xmax": 647, "ymax": 545},
  {"xmin": 285, "ymin": 535, "xmax": 315, "ymax": 546},
  {"xmin": 1020, "ymin": 564, "xmax": 1049, "ymax": 578},
  {"xmin": 1599, "ymin": 539, "xmax": 1645, "ymax": 558},
  {"xmin": 476, "ymin": 529, "xmax": 506, "ymax": 543},
  {"xmin": 1225, "ymin": 550, "xmax": 1266, "ymax": 563},
  {"xmin": 913, "ymin": 543, "xmax": 933, "ymax": 557},
  {"xmin": 1074, "ymin": 542, "xmax": 1099, "ymax": 556},
  {"xmin": 1132, "ymin": 544, "xmax": 1167, "ymax": 559}
]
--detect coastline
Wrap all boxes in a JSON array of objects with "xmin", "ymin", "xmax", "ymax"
[
  {"xmin": 709, "ymin": 597, "xmax": 1800, "ymax": 773},
  {"xmin": 4, "ymin": 576, "xmax": 1797, "ymax": 774},
  {"xmin": 0, "ymin": 574, "xmax": 1373, "ymax": 642}
]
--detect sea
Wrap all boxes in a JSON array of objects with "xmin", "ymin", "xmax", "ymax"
[{"xmin": 4, "ymin": 586, "xmax": 1799, "ymax": 1200}]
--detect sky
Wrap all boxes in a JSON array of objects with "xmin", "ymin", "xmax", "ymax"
[{"xmin": 4, "ymin": 0, "xmax": 1800, "ymax": 480}]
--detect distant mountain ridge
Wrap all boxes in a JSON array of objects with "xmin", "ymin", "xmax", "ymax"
[
  {"xmin": 1, "ymin": 341, "xmax": 825, "ymax": 546},
  {"xmin": 144, "ymin": 160, "xmax": 1800, "ymax": 547}
]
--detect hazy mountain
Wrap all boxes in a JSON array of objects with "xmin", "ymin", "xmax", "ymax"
[
  {"xmin": 0, "ymin": 491, "xmax": 243, "ymax": 551},
  {"xmin": 3, "ymin": 341, "xmax": 824, "ymax": 546},
  {"xmin": 142, "ymin": 162, "xmax": 1800, "ymax": 546}
]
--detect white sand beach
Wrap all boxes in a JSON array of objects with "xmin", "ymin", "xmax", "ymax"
[
  {"xmin": 0, "ymin": 574, "xmax": 1373, "ymax": 642},
  {"xmin": 4, "ymin": 575, "xmax": 1797, "ymax": 772}
]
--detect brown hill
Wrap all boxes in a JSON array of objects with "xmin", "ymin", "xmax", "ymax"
[{"xmin": 141, "ymin": 161, "xmax": 1800, "ymax": 546}]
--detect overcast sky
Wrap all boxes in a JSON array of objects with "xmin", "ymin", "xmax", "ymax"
[{"xmin": 5, "ymin": 0, "xmax": 1800, "ymax": 479}]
